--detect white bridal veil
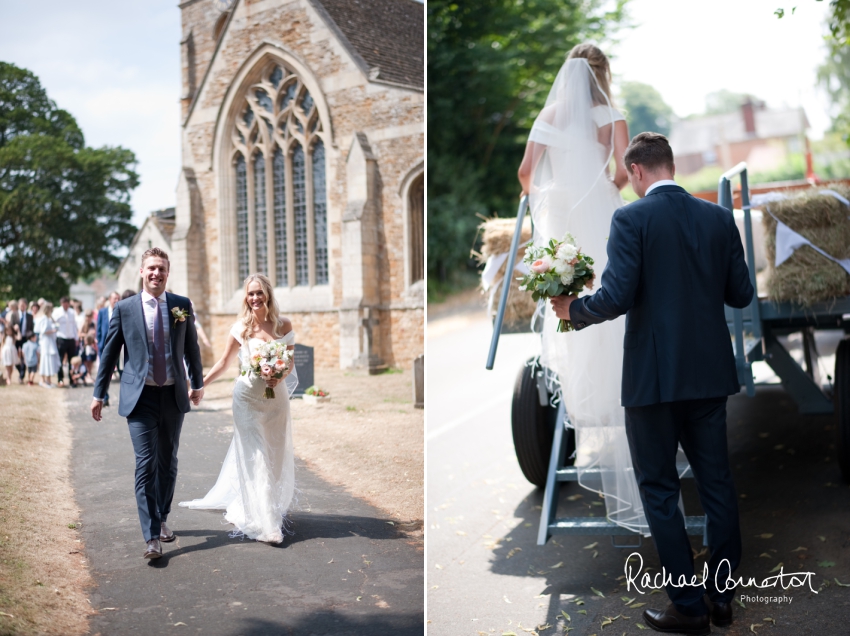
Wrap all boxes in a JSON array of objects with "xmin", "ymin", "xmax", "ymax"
[{"xmin": 527, "ymin": 57, "xmax": 652, "ymax": 534}]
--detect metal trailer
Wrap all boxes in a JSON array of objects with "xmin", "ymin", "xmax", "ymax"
[
  {"xmin": 485, "ymin": 164, "xmax": 850, "ymax": 547},
  {"xmin": 719, "ymin": 162, "xmax": 850, "ymax": 478}
]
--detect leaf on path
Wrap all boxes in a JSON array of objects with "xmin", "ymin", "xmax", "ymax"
[
  {"xmin": 550, "ymin": 562, "xmax": 564, "ymax": 569},
  {"xmin": 456, "ymin": 530, "xmax": 467, "ymax": 536},
  {"xmin": 567, "ymin": 494, "xmax": 583, "ymax": 501},
  {"xmin": 636, "ymin": 624, "xmax": 648, "ymax": 630},
  {"xmin": 818, "ymin": 561, "xmax": 836, "ymax": 567},
  {"xmin": 561, "ymin": 611, "xmax": 571, "ymax": 622},
  {"xmin": 835, "ymin": 578, "xmax": 850, "ymax": 587},
  {"xmin": 734, "ymin": 599, "xmax": 747, "ymax": 609},
  {"xmin": 0, "ymin": 612, "xmax": 14, "ymax": 618},
  {"xmin": 536, "ymin": 624, "xmax": 552, "ymax": 631},
  {"xmin": 386, "ymin": 521, "xmax": 394, "ymax": 525},
  {"xmin": 758, "ymin": 553, "xmax": 772, "ymax": 558},
  {"xmin": 629, "ymin": 603, "xmax": 646, "ymax": 609},
  {"xmin": 791, "ymin": 546, "xmax": 807, "ymax": 552},
  {"xmin": 601, "ymin": 619, "xmax": 612, "ymax": 628},
  {"xmin": 504, "ymin": 595, "xmax": 512, "ymax": 604},
  {"xmin": 174, "ymin": 623, "xmax": 187, "ymax": 627},
  {"xmin": 621, "ymin": 597, "xmax": 635, "ymax": 604},
  {"xmin": 584, "ymin": 542, "xmax": 599, "ymax": 550},
  {"xmin": 763, "ymin": 617, "xmax": 776, "ymax": 624},
  {"xmin": 431, "ymin": 585, "xmax": 439, "ymax": 589},
  {"xmin": 818, "ymin": 536, "xmax": 827, "ymax": 542},
  {"xmin": 506, "ymin": 547, "xmax": 522, "ymax": 559},
  {"xmin": 328, "ymin": 559, "xmax": 334, "ymax": 564},
  {"xmin": 356, "ymin": 596, "xmax": 362, "ymax": 601},
  {"xmin": 578, "ymin": 609, "xmax": 587, "ymax": 615},
  {"xmin": 769, "ymin": 562, "xmax": 784, "ymax": 573},
  {"xmin": 592, "ymin": 550, "xmax": 599, "ymax": 558},
  {"xmin": 650, "ymin": 590, "xmax": 662, "ymax": 595},
  {"xmin": 101, "ymin": 608, "xmax": 118, "ymax": 611},
  {"xmin": 502, "ymin": 632, "xmax": 517, "ymax": 636},
  {"xmin": 591, "ymin": 587, "xmax": 605, "ymax": 597},
  {"xmin": 591, "ymin": 501, "xmax": 603, "ymax": 507},
  {"xmin": 435, "ymin": 564, "xmax": 443, "ymax": 569},
  {"xmin": 755, "ymin": 533, "xmax": 773, "ymax": 539},
  {"xmin": 749, "ymin": 624, "xmax": 762, "ymax": 634}
]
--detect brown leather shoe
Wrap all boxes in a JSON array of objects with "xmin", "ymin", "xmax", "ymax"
[
  {"xmin": 143, "ymin": 539, "xmax": 162, "ymax": 559},
  {"xmin": 643, "ymin": 604, "xmax": 710, "ymax": 635},
  {"xmin": 159, "ymin": 522, "xmax": 175, "ymax": 543},
  {"xmin": 710, "ymin": 601, "xmax": 733, "ymax": 627}
]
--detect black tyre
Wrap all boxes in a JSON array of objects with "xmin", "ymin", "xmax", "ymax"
[
  {"xmin": 511, "ymin": 358, "xmax": 575, "ymax": 488},
  {"xmin": 836, "ymin": 339, "xmax": 850, "ymax": 482}
]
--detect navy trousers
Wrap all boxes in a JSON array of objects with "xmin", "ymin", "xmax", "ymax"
[
  {"xmin": 625, "ymin": 397, "xmax": 742, "ymax": 616},
  {"xmin": 127, "ymin": 384, "xmax": 184, "ymax": 542}
]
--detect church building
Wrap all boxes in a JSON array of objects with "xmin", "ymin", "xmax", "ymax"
[{"xmin": 169, "ymin": 0, "xmax": 424, "ymax": 369}]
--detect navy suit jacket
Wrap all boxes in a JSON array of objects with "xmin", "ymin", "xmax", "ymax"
[
  {"xmin": 569, "ymin": 184, "xmax": 754, "ymax": 408},
  {"xmin": 93, "ymin": 292, "xmax": 204, "ymax": 417},
  {"xmin": 96, "ymin": 306, "xmax": 110, "ymax": 353}
]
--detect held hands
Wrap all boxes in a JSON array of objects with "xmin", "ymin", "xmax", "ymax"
[{"xmin": 188, "ymin": 387, "xmax": 204, "ymax": 406}]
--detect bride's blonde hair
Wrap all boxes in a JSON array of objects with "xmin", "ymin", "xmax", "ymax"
[
  {"xmin": 238, "ymin": 273, "xmax": 285, "ymax": 342},
  {"xmin": 567, "ymin": 43, "xmax": 615, "ymax": 107}
]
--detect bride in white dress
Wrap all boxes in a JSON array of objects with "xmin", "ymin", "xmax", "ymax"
[
  {"xmin": 517, "ymin": 44, "xmax": 651, "ymax": 534},
  {"xmin": 179, "ymin": 274, "xmax": 298, "ymax": 543}
]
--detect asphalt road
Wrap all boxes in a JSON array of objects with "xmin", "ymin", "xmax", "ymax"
[
  {"xmin": 427, "ymin": 314, "xmax": 850, "ymax": 636},
  {"xmin": 68, "ymin": 386, "xmax": 423, "ymax": 636}
]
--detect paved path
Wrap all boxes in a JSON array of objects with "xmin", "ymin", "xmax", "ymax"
[
  {"xmin": 68, "ymin": 387, "xmax": 423, "ymax": 635},
  {"xmin": 427, "ymin": 315, "xmax": 850, "ymax": 635}
]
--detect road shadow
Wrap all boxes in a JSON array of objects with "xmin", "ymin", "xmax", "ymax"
[
  {"xmin": 283, "ymin": 512, "xmax": 405, "ymax": 546},
  {"xmin": 233, "ymin": 612, "xmax": 422, "ymax": 635}
]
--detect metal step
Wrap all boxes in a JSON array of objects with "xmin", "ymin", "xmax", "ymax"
[{"xmin": 549, "ymin": 515, "xmax": 706, "ymax": 536}]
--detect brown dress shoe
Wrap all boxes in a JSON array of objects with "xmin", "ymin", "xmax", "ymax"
[
  {"xmin": 643, "ymin": 604, "xmax": 710, "ymax": 635},
  {"xmin": 159, "ymin": 522, "xmax": 175, "ymax": 543},
  {"xmin": 710, "ymin": 601, "xmax": 733, "ymax": 627},
  {"xmin": 143, "ymin": 539, "xmax": 162, "ymax": 559}
]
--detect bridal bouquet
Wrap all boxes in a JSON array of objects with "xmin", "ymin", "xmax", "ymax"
[
  {"xmin": 244, "ymin": 341, "xmax": 294, "ymax": 399},
  {"xmin": 518, "ymin": 233, "xmax": 595, "ymax": 332}
]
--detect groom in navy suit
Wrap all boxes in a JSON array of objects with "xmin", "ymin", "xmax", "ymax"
[
  {"xmin": 91, "ymin": 247, "xmax": 205, "ymax": 559},
  {"xmin": 552, "ymin": 133, "xmax": 753, "ymax": 635}
]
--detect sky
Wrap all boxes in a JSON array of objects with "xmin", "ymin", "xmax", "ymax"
[
  {"xmin": 612, "ymin": 0, "xmax": 834, "ymax": 138},
  {"xmin": 0, "ymin": 0, "xmax": 836, "ymax": 230},
  {"xmin": 0, "ymin": 0, "xmax": 181, "ymax": 227}
]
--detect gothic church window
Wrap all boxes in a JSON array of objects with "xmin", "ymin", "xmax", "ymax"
[
  {"xmin": 230, "ymin": 63, "xmax": 328, "ymax": 289},
  {"xmin": 408, "ymin": 173, "xmax": 424, "ymax": 284}
]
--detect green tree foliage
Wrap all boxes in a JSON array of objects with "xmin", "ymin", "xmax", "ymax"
[
  {"xmin": 620, "ymin": 81, "xmax": 673, "ymax": 136},
  {"xmin": 427, "ymin": 0, "xmax": 629, "ymax": 294},
  {"xmin": 0, "ymin": 62, "xmax": 138, "ymax": 299}
]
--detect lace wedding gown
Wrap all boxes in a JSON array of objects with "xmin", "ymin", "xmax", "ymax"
[
  {"xmin": 528, "ymin": 58, "xmax": 650, "ymax": 534},
  {"xmin": 179, "ymin": 324, "xmax": 298, "ymax": 543}
]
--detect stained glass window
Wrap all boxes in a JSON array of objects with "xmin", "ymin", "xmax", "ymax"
[
  {"xmin": 300, "ymin": 90, "xmax": 314, "ymax": 115},
  {"xmin": 270, "ymin": 66, "xmax": 283, "ymax": 89},
  {"xmin": 312, "ymin": 140, "xmax": 328, "ymax": 285},
  {"xmin": 273, "ymin": 147, "xmax": 287, "ymax": 286},
  {"xmin": 281, "ymin": 83, "xmax": 296, "ymax": 110},
  {"xmin": 409, "ymin": 174, "xmax": 424, "ymax": 283},
  {"xmin": 292, "ymin": 144, "xmax": 308, "ymax": 286},
  {"xmin": 253, "ymin": 152, "xmax": 267, "ymax": 275},
  {"xmin": 243, "ymin": 106, "xmax": 254, "ymax": 128},
  {"xmin": 235, "ymin": 155, "xmax": 249, "ymax": 282},
  {"xmin": 255, "ymin": 89, "xmax": 273, "ymax": 113}
]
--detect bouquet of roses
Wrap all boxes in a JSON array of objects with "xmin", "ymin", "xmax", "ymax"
[
  {"xmin": 243, "ymin": 341, "xmax": 295, "ymax": 399},
  {"xmin": 518, "ymin": 233, "xmax": 595, "ymax": 332}
]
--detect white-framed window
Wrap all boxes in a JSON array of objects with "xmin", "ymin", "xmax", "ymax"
[{"xmin": 229, "ymin": 63, "xmax": 328, "ymax": 290}]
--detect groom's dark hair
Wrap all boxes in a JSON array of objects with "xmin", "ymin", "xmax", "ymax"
[{"xmin": 624, "ymin": 132, "xmax": 674, "ymax": 174}]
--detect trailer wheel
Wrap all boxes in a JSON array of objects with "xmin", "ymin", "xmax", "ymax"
[
  {"xmin": 511, "ymin": 358, "xmax": 575, "ymax": 488},
  {"xmin": 836, "ymin": 339, "xmax": 850, "ymax": 483}
]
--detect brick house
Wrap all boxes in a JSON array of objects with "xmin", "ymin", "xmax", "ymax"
[
  {"xmin": 669, "ymin": 99, "xmax": 809, "ymax": 176},
  {"xmin": 169, "ymin": 0, "xmax": 424, "ymax": 369}
]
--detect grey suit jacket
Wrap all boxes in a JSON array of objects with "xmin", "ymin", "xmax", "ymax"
[{"xmin": 93, "ymin": 292, "xmax": 204, "ymax": 417}]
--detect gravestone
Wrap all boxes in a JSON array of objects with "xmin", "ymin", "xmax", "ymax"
[
  {"xmin": 293, "ymin": 344, "xmax": 314, "ymax": 397},
  {"xmin": 413, "ymin": 354, "xmax": 424, "ymax": 409}
]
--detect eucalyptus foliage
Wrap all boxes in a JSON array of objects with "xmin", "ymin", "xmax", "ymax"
[{"xmin": 0, "ymin": 62, "xmax": 138, "ymax": 299}]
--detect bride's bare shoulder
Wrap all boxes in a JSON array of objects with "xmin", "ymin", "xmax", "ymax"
[{"xmin": 277, "ymin": 316, "xmax": 293, "ymax": 334}]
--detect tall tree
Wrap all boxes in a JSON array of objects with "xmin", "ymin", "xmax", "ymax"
[
  {"xmin": 0, "ymin": 62, "xmax": 138, "ymax": 299},
  {"xmin": 620, "ymin": 81, "xmax": 673, "ymax": 136},
  {"xmin": 427, "ymin": 0, "xmax": 629, "ymax": 292}
]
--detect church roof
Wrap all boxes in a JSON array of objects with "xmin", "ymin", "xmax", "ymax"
[{"xmin": 309, "ymin": 0, "xmax": 423, "ymax": 89}]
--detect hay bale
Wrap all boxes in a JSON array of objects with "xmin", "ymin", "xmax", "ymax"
[
  {"xmin": 478, "ymin": 217, "xmax": 537, "ymax": 328},
  {"xmin": 761, "ymin": 185, "xmax": 850, "ymax": 305}
]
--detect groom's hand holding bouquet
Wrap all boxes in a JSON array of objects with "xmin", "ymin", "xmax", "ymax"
[{"xmin": 518, "ymin": 233, "xmax": 595, "ymax": 332}]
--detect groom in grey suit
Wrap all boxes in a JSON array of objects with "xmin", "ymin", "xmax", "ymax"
[{"xmin": 91, "ymin": 247, "xmax": 204, "ymax": 559}]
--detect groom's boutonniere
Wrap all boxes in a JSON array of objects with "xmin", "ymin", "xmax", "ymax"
[{"xmin": 171, "ymin": 307, "xmax": 189, "ymax": 326}]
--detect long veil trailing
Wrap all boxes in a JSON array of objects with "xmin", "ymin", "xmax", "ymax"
[{"xmin": 527, "ymin": 58, "xmax": 653, "ymax": 534}]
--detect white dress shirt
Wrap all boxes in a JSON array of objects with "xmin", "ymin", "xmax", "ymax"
[
  {"xmin": 53, "ymin": 306, "xmax": 78, "ymax": 340},
  {"xmin": 140, "ymin": 290, "xmax": 175, "ymax": 386},
  {"xmin": 644, "ymin": 179, "xmax": 679, "ymax": 196}
]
